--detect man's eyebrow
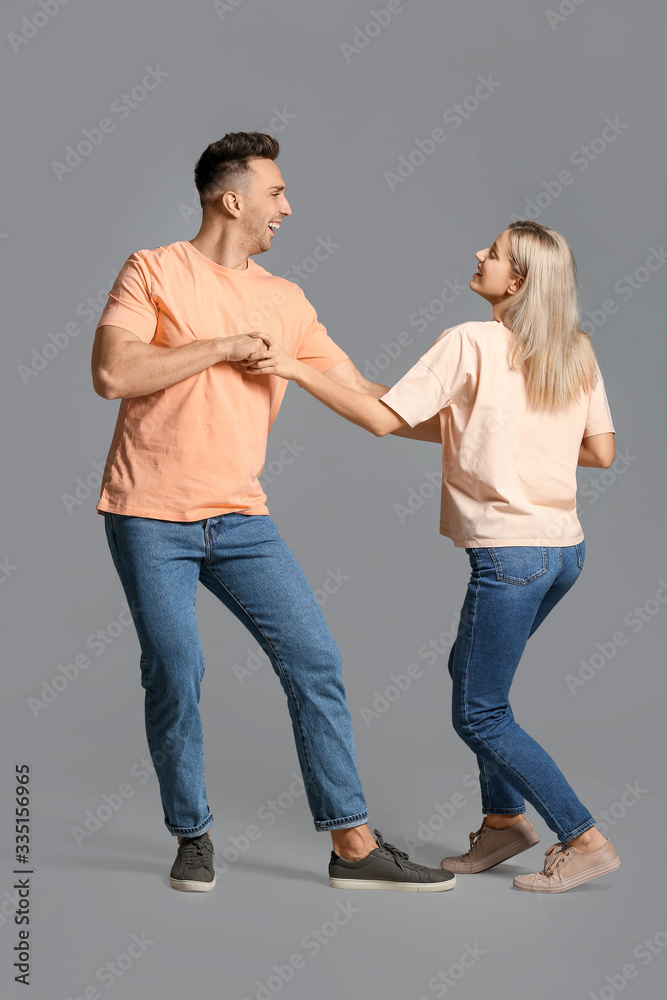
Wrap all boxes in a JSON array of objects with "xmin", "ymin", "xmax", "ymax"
[{"xmin": 269, "ymin": 184, "xmax": 285, "ymax": 192}]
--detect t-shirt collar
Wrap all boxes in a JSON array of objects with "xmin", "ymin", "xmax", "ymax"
[{"xmin": 182, "ymin": 240, "xmax": 255, "ymax": 276}]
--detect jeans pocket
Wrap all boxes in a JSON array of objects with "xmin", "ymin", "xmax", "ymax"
[
  {"xmin": 575, "ymin": 540, "xmax": 585, "ymax": 570},
  {"xmin": 487, "ymin": 546, "xmax": 549, "ymax": 585}
]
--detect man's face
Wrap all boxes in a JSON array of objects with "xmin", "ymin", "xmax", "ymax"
[
  {"xmin": 469, "ymin": 228, "xmax": 522, "ymax": 304},
  {"xmin": 236, "ymin": 157, "xmax": 292, "ymax": 255}
]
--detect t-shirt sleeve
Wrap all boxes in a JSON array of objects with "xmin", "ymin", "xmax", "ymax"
[
  {"xmin": 583, "ymin": 367, "xmax": 615, "ymax": 437},
  {"xmin": 294, "ymin": 289, "xmax": 349, "ymax": 372},
  {"xmin": 379, "ymin": 324, "xmax": 477, "ymax": 427},
  {"xmin": 95, "ymin": 252, "xmax": 158, "ymax": 344}
]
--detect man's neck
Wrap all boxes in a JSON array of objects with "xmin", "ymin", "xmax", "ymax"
[{"xmin": 188, "ymin": 230, "xmax": 250, "ymax": 271}]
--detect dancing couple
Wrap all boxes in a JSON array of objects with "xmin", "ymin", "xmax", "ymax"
[{"xmin": 91, "ymin": 131, "xmax": 619, "ymax": 895}]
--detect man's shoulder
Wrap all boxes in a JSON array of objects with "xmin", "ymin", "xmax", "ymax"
[
  {"xmin": 249, "ymin": 260, "xmax": 313, "ymax": 309},
  {"xmin": 250, "ymin": 259, "xmax": 305, "ymax": 293}
]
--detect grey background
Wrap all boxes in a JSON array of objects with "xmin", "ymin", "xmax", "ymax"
[{"xmin": 2, "ymin": 0, "xmax": 666, "ymax": 997}]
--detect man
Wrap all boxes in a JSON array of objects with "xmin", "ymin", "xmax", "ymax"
[{"xmin": 90, "ymin": 131, "xmax": 454, "ymax": 894}]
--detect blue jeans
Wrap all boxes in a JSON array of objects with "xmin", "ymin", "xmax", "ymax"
[
  {"xmin": 447, "ymin": 542, "xmax": 595, "ymax": 844},
  {"xmin": 103, "ymin": 511, "xmax": 369, "ymax": 837}
]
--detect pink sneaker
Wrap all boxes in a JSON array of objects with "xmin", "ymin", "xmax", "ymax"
[
  {"xmin": 440, "ymin": 815, "xmax": 540, "ymax": 873},
  {"xmin": 513, "ymin": 839, "xmax": 621, "ymax": 892}
]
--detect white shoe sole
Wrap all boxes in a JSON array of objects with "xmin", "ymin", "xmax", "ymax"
[
  {"xmin": 513, "ymin": 855, "xmax": 621, "ymax": 892},
  {"xmin": 329, "ymin": 875, "xmax": 456, "ymax": 892},
  {"xmin": 170, "ymin": 876, "xmax": 216, "ymax": 892}
]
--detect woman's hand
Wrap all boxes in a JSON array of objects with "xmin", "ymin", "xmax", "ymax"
[{"xmin": 240, "ymin": 332, "xmax": 304, "ymax": 382}]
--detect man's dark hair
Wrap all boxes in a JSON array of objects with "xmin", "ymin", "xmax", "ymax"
[{"xmin": 194, "ymin": 132, "xmax": 280, "ymax": 208}]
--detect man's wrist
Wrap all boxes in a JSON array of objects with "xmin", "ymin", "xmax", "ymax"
[{"xmin": 292, "ymin": 361, "xmax": 310, "ymax": 386}]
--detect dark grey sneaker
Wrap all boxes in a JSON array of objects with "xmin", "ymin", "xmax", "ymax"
[
  {"xmin": 329, "ymin": 829, "xmax": 456, "ymax": 892},
  {"xmin": 170, "ymin": 832, "xmax": 216, "ymax": 892}
]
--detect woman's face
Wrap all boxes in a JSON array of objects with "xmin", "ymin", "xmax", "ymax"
[{"xmin": 470, "ymin": 228, "xmax": 523, "ymax": 305}]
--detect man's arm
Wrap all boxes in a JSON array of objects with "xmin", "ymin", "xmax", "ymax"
[
  {"xmin": 323, "ymin": 359, "xmax": 442, "ymax": 442},
  {"xmin": 92, "ymin": 325, "xmax": 267, "ymax": 399}
]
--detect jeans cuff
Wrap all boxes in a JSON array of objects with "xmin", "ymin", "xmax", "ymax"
[
  {"xmin": 314, "ymin": 810, "xmax": 369, "ymax": 832},
  {"xmin": 561, "ymin": 817, "xmax": 596, "ymax": 843},
  {"xmin": 482, "ymin": 807, "xmax": 526, "ymax": 816},
  {"xmin": 165, "ymin": 811, "xmax": 213, "ymax": 838}
]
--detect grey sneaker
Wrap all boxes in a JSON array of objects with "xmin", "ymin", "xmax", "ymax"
[
  {"xmin": 170, "ymin": 832, "xmax": 216, "ymax": 892},
  {"xmin": 329, "ymin": 828, "xmax": 456, "ymax": 892},
  {"xmin": 441, "ymin": 816, "xmax": 540, "ymax": 873}
]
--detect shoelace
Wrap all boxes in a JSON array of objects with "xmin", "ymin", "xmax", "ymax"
[
  {"xmin": 181, "ymin": 837, "xmax": 212, "ymax": 870},
  {"xmin": 372, "ymin": 829, "xmax": 431, "ymax": 873},
  {"xmin": 457, "ymin": 822, "xmax": 487, "ymax": 860},
  {"xmin": 541, "ymin": 843, "xmax": 570, "ymax": 877}
]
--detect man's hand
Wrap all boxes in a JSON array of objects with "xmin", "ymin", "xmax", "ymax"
[
  {"xmin": 240, "ymin": 332, "xmax": 304, "ymax": 381},
  {"xmin": 219, "ymin": 332, "xmax": 273, "ymax": 363}
]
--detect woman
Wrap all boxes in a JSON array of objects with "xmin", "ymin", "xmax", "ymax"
[{"xmin": 241, "ymin": 219, "xmax": 621, "ymax": 893}]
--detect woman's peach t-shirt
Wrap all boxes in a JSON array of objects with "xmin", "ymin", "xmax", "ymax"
[{"xmin": 379, "ymin": 320, "xmax": 615, "ymax": 548}]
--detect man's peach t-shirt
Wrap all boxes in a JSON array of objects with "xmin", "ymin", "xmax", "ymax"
[
  {"xmin": 379, "ymin": 320, "xmax": 615, "ymax": 548},
  {"xmin": 95, "ymin": 241, "xmax": 349, "ymax": 521}
]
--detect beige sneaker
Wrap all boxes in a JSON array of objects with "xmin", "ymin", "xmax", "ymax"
[
  {"xmin": 440, "ymin": 816, "xmax": 540, "ymax": 873},
  {"xmin": 513, "ymin": 839, "xmax": 621, "ymax": 893}
]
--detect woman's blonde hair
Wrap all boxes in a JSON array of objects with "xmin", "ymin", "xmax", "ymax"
[{"xmin": 494, "ymin": 220, "xmax": 600, "ymax": 410}]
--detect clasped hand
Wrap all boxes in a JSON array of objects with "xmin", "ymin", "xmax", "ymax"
[{"xmin": 238, "ymin": 332, "xmax": 301, "ymax": 381}]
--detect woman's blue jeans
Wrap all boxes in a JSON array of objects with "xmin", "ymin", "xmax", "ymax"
[
  {"xmin": 448, "ymin": 542, "xmax": 595, "ymax": 844},
  {"xmin": 103, "ymin": 511, "xmax": 369, "ymax": 837}
]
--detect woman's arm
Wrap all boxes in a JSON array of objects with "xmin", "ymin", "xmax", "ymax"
[
  {"xmin": 321, "ymin": 359, "xmax": 442, "ymax": 442},
  {"xmin": 242, "ymin": 333, "xmax": 408, "ymax": 436},
  {"xmin": 577, "ymin": 432, "xmax": 615, "ymax": 468}
]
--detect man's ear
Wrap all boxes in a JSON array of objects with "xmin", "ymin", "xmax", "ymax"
[{"xmin": 221, "ymin": 190, "xmax": 242, "ymax": 217}]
